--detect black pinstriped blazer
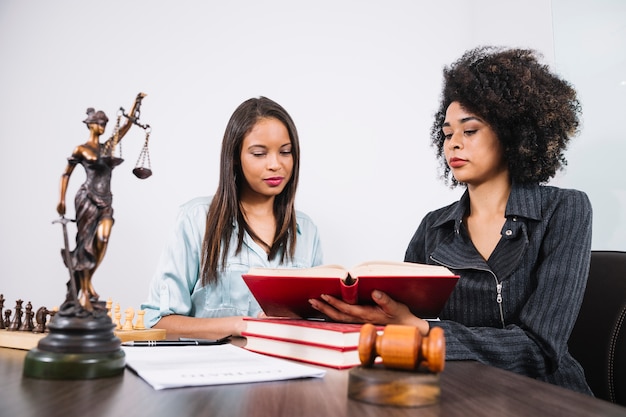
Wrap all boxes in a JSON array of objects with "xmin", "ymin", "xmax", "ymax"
[{"xmin": 405, "ymin": 183, "xmax": 593, "ymax": 395}]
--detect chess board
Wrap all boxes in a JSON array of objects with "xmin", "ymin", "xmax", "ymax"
[
  {"xmin": 0, "ymin": 296, "xmax": 166, "ymax": 350},
  {"xmin": 0, "ymin": 328, "xmax": 166, "ymax": 350}
]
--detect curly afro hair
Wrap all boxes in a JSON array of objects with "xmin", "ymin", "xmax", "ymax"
[{"xmin": 430, "ymin": 46, "xmax": 582, "ymax": 186}]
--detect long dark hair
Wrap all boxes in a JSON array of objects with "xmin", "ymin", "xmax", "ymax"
[{"xmin": 200, "ymin": 97, "xmax": 301, "ymax": 286}]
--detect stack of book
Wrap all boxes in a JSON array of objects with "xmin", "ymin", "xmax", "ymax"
[{"xmin": 242, "ymin": 318, "xmax": 375, "ymax": 369}]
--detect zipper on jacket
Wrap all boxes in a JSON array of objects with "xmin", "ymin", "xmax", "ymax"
[
  {"xmin": 431, "ymin": 256, "xmax": 506, "ymax": 328},
  {"xmin": 495, "ymin": 281, "xmax": 504, "ymax": 327}
]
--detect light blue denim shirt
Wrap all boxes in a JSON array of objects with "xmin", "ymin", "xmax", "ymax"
[{"xmin": 141, "ymin": 196, "xmax": 324, "ymax": 328}]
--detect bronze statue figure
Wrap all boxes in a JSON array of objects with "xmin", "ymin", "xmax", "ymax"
[{"xmin": 56, "ymin": 93, "xmax": 148, "ymax": 311}]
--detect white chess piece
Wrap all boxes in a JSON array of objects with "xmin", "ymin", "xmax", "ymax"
[
  {"xmin": 134, "ymin": 310, "xmax": 146, "ymax": 330},
  {"xmin": 122, "ymin": 307, "xmax": 134, "ymax": 330}
]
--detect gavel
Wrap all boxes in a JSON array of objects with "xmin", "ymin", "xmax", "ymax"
[{"xmin": 358, "ymin": 323, "xmax": 445, "ymax": 373}]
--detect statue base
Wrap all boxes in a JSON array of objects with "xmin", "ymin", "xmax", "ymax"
[
  {"xmin": 347, "ymin": 365, "xmax": 440, "ymax": 407},
  {"xmin": 23, "ymin": 301, "xmax": 125, "ymax": 379},
  {"xmin": 23, "ymin": 349, "xmax": 125, "ymax": 379}
]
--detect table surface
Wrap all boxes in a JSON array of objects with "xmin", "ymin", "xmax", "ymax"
[{"xmin": 2, "ymin": 341, "xmax": 626, "ymax": 417}]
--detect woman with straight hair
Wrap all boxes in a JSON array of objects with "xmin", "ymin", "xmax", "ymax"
[{"xmin": 142, "ymin": 97, "xmax": 323, "ymax": 338}]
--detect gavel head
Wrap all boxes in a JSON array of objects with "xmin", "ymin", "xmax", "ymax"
[{"xmin": 358, "ymin": 323, "xmax": 445, "ymax": 373}]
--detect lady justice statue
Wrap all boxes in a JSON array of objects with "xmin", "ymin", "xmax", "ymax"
[
  {"xmin": 24, "ymin": 93, "xmax": 152, "ymax": 379},
  {"xmin": 56, "ymin": 92, "xmax": 151, "ymax": 312}
]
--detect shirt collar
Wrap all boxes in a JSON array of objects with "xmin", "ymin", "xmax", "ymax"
[
  {"xmin": 430, "ymin": 189, "xmax": 469, "ymax": 234},
  {"xmin": 504, "ymin": 183, "xmax": 542, "ymax": 221},
  {"xmin": 430, "ymin": 182, "xmax": 543, "ymax": 233}
]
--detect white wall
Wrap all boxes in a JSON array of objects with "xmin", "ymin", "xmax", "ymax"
[
  {"xmin": 0, "ymin": 0, "xmax": 559, "ymax": 313},
  {"xmin": 551, "ymin": 0, "xmax": 626, "ymax": 251}
]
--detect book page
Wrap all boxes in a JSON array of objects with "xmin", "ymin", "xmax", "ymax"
[
  {"xmin": 245, "ymin": 262, "xmax": 454, "ymax": 279},
  {"xmin": 123, "ymin": 344, "xmax": 325, "ymax": 390},
  {"xmin": 246, "ymin": 264, "xmax": 348, "ymax": 278},
  {"xmin": 350, "ymin": 261, "xmax": 455, "ymax": 277}
]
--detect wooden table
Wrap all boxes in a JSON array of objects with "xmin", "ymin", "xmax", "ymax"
[{"xmin": 1, "ymin": 343, "xmax": 625, "ymax": 417}]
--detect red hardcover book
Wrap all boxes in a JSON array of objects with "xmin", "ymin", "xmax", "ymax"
[
  {"xmin": 244, "ymin": 335, "xmax": 361, "ymax": 369},
  {"xmin": 242, "ymin": 261, "xmax": 459, "ymax": 319},
  {"xmin": 241, "ymin": 318, "xmax": 375, "ymax": 369},
  {"xmin": 242, "ymin": 318, "xmax": 366, "ymax": 348}
]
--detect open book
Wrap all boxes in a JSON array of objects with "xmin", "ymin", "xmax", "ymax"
[{"xmin": 242, "ymin": 261, "xmax": 459, "ymax": 319}]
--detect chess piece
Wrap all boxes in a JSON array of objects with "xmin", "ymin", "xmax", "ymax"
[
  {"xmin": 8, "ymin": 299, "xmax": 23, "ymax": 331},
  {"xmin": 134, "ymin": 310, "xmax": 146, "ymax": 330},
  {"xmin": 348, "ymin": 324, "xmax": 446, "ymax": 408},
  {"xmin": 45, "ymin": 308, "xmax": 58, "ymax": 333},
  {"xmin": 122, "ymin": 307, "xmax": 134, "ymax": 330},
  {"xmin": 106, "ymin": 298, "xmax": 113, "ymax": 318},
  {"xmin": 4, "ymin": 309, "xmax": 11, "ymax": 329},
  {"xmin": 33, "ymin": 307, "xmax": 50, "ymax": 333},
  {"xmin": 114, "ymin": 310, "xmax": 122, "ymax": 330},
  {"xmin": 112, "ymin": 303, "xmax": 122, "ymax": 329},
  {"xmin": 0, "ymin": 294, "xmax": 5, "ymax": 330},
  {"xmin": 18, "ymin": 301, "xmax": 35, "ymax": 332}
]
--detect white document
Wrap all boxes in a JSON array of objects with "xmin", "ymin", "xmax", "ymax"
[{"xmin": 123, "ymin": 344, "xmax": 326, "ymax": 390}]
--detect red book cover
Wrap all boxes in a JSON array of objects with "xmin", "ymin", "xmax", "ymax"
[
  {"xmin": 241, "ymin": 319, "xmax": 386, "ymax": 369},
  {"xmin": 242, "ymin": 261, "xmax": 459, "ymax": 319},
  {"xmin": 242, "ymin": 318, "xmax": 368, "ymax": 348},
  {"xmin": 244, "ymin": 335, "xmax": 361, "ymax": 369}
]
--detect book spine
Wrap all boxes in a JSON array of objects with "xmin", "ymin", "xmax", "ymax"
[
  {"xmin": 340, "ymin": 277, "xmax": 358, "ymax": 304},
  {"xmin": 244, "ymin": 346, "xmax": 358, "ymax": 370},
  {"xmin": 242, "ymin": 332, "xmax": 357, "ymax": 351}
]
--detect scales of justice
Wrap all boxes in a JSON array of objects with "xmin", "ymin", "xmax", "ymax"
[{"xmin": 24, "ymin": 93, "xmax": 153, "ymax": 379}]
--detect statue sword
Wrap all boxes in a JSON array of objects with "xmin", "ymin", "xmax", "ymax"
[{"xmin": 52, "ymin": 216, "xmax": 79, "ymax": 303}]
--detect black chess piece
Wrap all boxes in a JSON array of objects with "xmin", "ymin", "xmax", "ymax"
[
  {"xmin": 4, "ymin": 309, "xmax": 11, "ymax": 329},
  {"xmin": 46, "ymin": 309, "xmax": 57, "ymax": 332},
  {"xmin": 19, "ymin": 302, "xmax": 35, "ymax": 332},
  {"xmin": 0, "ymin": 294, "xmax": 5, "ymax": 330},
  {"xmin": 33, "ymin": 307, "xmax": 50, "ymax": 333},
  {"xmin": 8, "ymin": 299, "xmax": 23, "ymax": 331}
]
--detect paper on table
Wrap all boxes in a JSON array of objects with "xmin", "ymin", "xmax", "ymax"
[{"xmin": 122, "ymin": 343, "xmax": 326, "ymax": 390}]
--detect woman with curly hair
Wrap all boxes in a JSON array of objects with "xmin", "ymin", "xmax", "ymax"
[{"xmin": 311, "ymin": 46, "xmax": 592, "ymax": 394}]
